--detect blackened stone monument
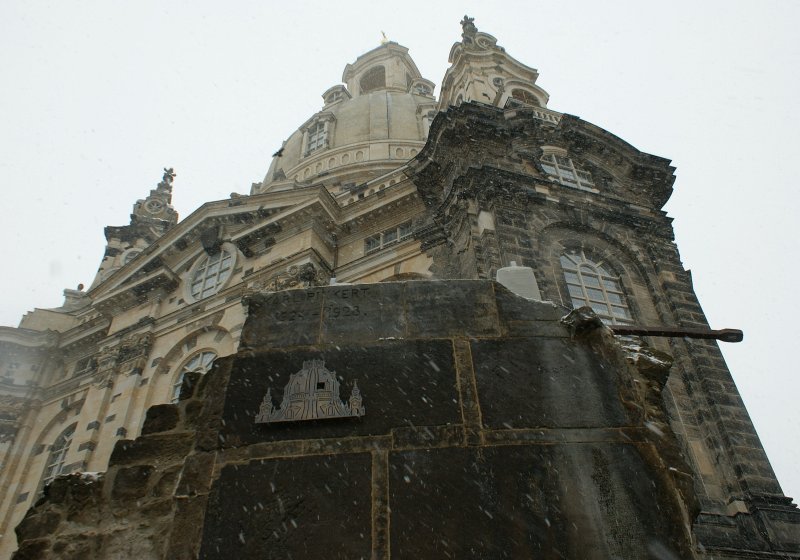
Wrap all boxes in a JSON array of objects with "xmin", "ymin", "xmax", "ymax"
[{"xmin": 13, "ymin": 281, "xmax": 697, "ymax": 559}]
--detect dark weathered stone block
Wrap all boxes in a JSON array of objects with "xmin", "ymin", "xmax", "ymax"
[
  {"xmin": 472, "ymin": 338, "xmax": 630, "ymax": 429},
  {"xmin": 219, "ymin": 341, "xmax": 460, "ymax": 446},
  {"xmin": 151, "ymin": 465, "xmax": 182, "ymax": 498},
  {"xmin": 405, "ymin": 280, "xmax": 501, "ymax": 338},
  {"xmin": 320, "ymin": 283, "xmax": 406, "ymax": 342},
  {"xmin": 389, "ymin": 444, "xmax": 692, "ymax": 559},
  {"xmin": 199, "ymin": 454, "xmax": 372, "ymax": 559},
  {"xmin": 11, "ymin": 537, "xmax": 51, "ymax": 560},
  {"xmin": 241, "ymin": 288, "xmax": 325, "ymax": 348},
  {"xmin": 109, "ymin": 433, "xmax": 194, "ymax": 467},
  {"xmin": 14, "ymin": 512, "xmax": 61, "ymax": 540},
  {"xmin": 176, "ymin": 453, "xmax": 214, "ymax": 497},
  {"xmin": 141, "ymin": 404, "xmax": 180, "ymax": 435},
  {"xmin": 167, "ymin": 496, "xmax": 208, "ymax": 560},
  {"xmin": 112, "ymin": 465, "xmax": 155, "ymax": 500}
]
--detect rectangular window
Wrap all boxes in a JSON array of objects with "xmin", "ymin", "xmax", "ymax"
[
  {"xmin": 383, "ymin": 229, "xmax": 398, "ymax": 244},
  {"xmin": 73, "ymin": 356, "xmax": 96, "ymax": 376},
  {"xmin": 364, "ymin": 221, "xmax": 413, "ymax": 254},
  {"xmin": 365, "ymin": 235, "xmax": 381, "ymax": 253},
  {"xmin": 306, "ymin": 122, "xmax": 327, "ymax": 154}
]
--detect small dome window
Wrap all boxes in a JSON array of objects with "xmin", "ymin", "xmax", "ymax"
[
  {"xmin": 306, "ymin": 121, "xmax": 327, "ymax": 154},
  {"xmin": 360, "ymin": 66, "xmax": 386, "ymax": 94}
]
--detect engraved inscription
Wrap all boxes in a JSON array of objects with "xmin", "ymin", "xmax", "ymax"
[
  {"xmin": 263, "ymin": 286, "xmax": 370, "ymax": 305},
  {"xmin": 265, "ymin": 287, "xmax": 371, "ymax": 321}
]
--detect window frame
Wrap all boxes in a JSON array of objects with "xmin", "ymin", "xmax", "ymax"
[
  {"xmin": 305, "ymin": 121, "xmax": 327, "ymax": 154},
  {"xmin": 560, "ymin": 249, "xmax": 633, "ymax": 325},
  {"xmin": 540, "ymin": 154, "xmax": 597, "ymax": 192},
  {"xmin": 39, "ymin": 424, "xmax": 76, "ymax": 492},
  {"xmin": 187, "ymin": 245, "xmax": 236, "ymax": 302},
  {"xmin": 364, "ymin": 221, "xmax": 413, "ymax": 255},
  {"xmin": 171, "ymin": 350, "xmax": 218, "ymax": 403},
  {"xmin": 301, "ymin": 114, "xmax": 335, "ymax": 158}
]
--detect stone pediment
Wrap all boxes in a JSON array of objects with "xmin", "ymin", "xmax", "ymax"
[{"xmin": 89, "ymin": 188, "xmax": 339, "ymax": 303}]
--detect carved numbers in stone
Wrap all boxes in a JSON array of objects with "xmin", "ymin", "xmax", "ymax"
[{"xmin": 255, "ymin": 360, "xmax": 364, "ymax": 424}]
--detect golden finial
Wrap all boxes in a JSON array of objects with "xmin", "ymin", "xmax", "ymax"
[{"xmin": 380, "ymin": 31, "xmax": 389, "ymax": 45}]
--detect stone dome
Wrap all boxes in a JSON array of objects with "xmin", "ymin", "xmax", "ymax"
[{"xmin": 253, "ymin": 42, "xmax": 437, "ymax": 198}]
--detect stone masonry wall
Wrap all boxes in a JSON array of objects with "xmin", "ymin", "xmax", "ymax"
[{"xmin": 14, "ymin": 281, "xmax": 699, "ymax": 559}]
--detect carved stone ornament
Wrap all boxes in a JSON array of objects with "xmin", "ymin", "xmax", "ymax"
[{"xmin": 255, "ymin": 360, "xmax": 365, "ymax": 424}]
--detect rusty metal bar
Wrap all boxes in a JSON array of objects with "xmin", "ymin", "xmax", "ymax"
[{"xmin": 609, "ymin": 325, "xmax": 743, "ymax": 343}]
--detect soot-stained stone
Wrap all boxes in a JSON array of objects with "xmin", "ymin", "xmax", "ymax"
[
  {"xmin": 199, "ymin": 453, "xmax": 372, "ymax": 560},
  {"xmin": 472, "ymin": 338, "xmax": 629, "ymax": 429},
  {"xmin": 320, "ymin": 283, "xmax": 406, "ymax": 342},
  {"xmin": 141, "ymin": 404, "xmax": 180, "ymax": 434},
  {"xmin": 112, "ymin": 465, "xmax": 155, "ymax": 500},
  {"xmin": 404, "ymin": 280, "xmax": 501, "ymax": 338},
  {"xmin": 493, "ymin": 285, "xmax": 569, "ymax": 338},
  {"xmin": 109, "ymin": 433, "xmax": 194, "ymax": 467},
  {"xmin": 219, "ymin": 340, "xmax": 459, "ymax": 446},
  {"xmin": 241, "ymin": 288, "xmax": 325, "ymax": 348},
  {"xmin": 176, "ymin": 453, "xmax": 215, "ymax": 496},
  {"xmin": 14, "ymin": 511, "xmax": 61, "ymax": 539},
  {"xmin": 389, "ymin": 444, "xmax": 691, "ymax": 559},
  {"xmin": 242, "ymin": 282, "xmax": 506, "ymax": 349},
  {"xmin": 11, "ymin": 537, "xmax": 51, "ymax": 560}
]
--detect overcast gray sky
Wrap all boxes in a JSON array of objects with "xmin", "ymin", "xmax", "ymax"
[{"xmin": 1, "ymin": 1, "xmax": 798, "ymax": 501}]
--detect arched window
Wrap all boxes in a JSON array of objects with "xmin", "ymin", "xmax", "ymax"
[
  {"xmin": 511, "ymin": 89, "xmax": 540, "ymax": 107},
  {"xmin": 189, "ymin": 249, "xmax": 234, "ymax": 300},
  {"xmin": 541, "ymin": 154, "xmax": 595, "ymax": 190},
  {"xmin": 560, "ymin": 249, "xmax": 632, "ymax": 325},
  {"xmin": 171, "ymin": 350, "xmax": 217, "ymax": 403},
  {"xmin": 360, "ymin": 66, "xmax": 385, "ymax": 94},
  {"xmin": 40, "ymin": 424, "xmax": 76, "ymax": 490}
]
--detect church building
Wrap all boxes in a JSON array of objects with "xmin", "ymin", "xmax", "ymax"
[{"xmin": 1, "ymin": 17, "xmax": 798, "ymax": 559}]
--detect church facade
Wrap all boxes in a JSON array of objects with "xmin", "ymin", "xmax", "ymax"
[{"xmin": 2, "ymin": 18, "xmax": 799, "ymax": 558}]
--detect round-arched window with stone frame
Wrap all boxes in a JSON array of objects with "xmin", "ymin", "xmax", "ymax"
[
  {"xmin": 171, "ymin": 350, "xmax": 217, "ymax": 403},
  {"xmin": 560, "ymin": 249, "xmax": 632, "ymax": 325},
  {"xmin": 189, "ymin": 248, "xmax": 234, "ymax": 301},
  {"xmin": 39, "ymin": 423, "xmax": 76, "ymax": 492}
]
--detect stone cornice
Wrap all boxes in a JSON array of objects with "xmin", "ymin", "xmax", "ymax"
[
  {"xmin": 93, "ymin": 267, "xmax": 179, "ymax": 316},
  {"xmin": 412, "ymin": 103, "xmax": 676, "ymax": 212},
  {"xmin": 0, "ymin": 327, "xmax": 59, "ymax": 349}
]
